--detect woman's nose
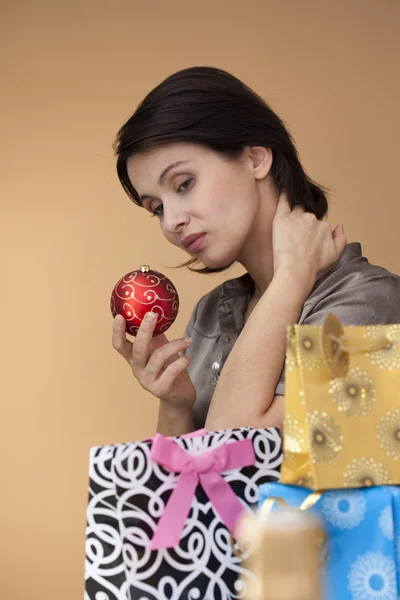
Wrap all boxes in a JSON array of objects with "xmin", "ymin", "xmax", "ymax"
[{"xmin": 162, "ymin": 206, "xmax": 190, "ymax": 234}]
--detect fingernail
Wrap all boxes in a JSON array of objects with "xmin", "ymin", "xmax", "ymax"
[
  {"xmin": 146, "ymin": 312, "xmax": 156, "ymax": 322},
  {"xmin": 114, "ymin": 315, "xmax": 122, "ymax": 325},
  {"xmin": 184, "ymin": 337, "xmax": 192, "ymax": 344}
]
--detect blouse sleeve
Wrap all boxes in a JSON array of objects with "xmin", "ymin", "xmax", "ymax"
[{"xmin": 304, "ymin": 275, "xmax": 400, "ymax": 327}]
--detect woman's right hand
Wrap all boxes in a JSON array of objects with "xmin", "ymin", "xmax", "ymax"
[
  {"xmin": 112, "ymin": 312, "xmax": 196, "ymax": 411},
  {"xmin": 272, "ymin": 192, "xmax": 347, "ymax": 291}
]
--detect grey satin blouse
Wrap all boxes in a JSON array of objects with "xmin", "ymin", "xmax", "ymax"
[{"xmin": 182, "ymin": 243, "xmax": 400, "ymax": 430}]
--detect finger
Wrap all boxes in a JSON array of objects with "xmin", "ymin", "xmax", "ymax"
[
  {"xmin": 289, "ymin": 204, "xmax": 307, "ymax": 217},
  {"xmin": 145, "ymin": 337, "xmax": 192, "ymax": 377},
  {"xmin": 112, "ymin": 315, "xmax": 133, "ymax": 362},
  {"xmin": 332, "ymin": 224, "xmax": 344, "ymax": 238},
  {"xmin": 332, "ymin": 224, "xmax": 347, "ymax": 258},
  {"xmin": 274, "ymin": 191, "xmax": 291, "ymax": 216},
  {"xmin": 155, "ymin": 356, "xmax": 191, "ymax": 394},
  {"xmin": 131, "ymin": 312, "xmax": 158, "ymax": 371},
  {"xmin": 148, "ymin": 332, "xmax": 170, "ymax": 353}
]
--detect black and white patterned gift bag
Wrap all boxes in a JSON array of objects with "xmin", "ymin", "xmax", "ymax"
[{"xmin": 85, "ymin": 427, "xmax": 282, "ymax": 600}]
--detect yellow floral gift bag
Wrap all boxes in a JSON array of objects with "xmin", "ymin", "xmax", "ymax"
[{"xmin": 280, "ymin": 314, "xmax": 400, "ymax": 490}]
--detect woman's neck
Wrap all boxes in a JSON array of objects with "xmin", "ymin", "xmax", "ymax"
[{"xmin": 237, "ymin": 193, "xmax": 277, "ymax": 299}]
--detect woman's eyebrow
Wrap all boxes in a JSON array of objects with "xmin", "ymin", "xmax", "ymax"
[{"xmin": 139, "ymin": 160, "xmax": 190, "ymax": 202}]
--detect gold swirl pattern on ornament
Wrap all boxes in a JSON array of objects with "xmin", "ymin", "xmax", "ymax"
[
  {"xmin": 123, "ymin": 272, "xmax": 164, "ymax": 287},
  {"xmin": 306, "ymin": 411, "xmax": 343, "ymax": 464},
  {"xmin": 343, "ymin": 457, "xmax": 392, "ymax": 487},
  {"xmin": 122, "ymin": 303, "xmax": 141, "ymax": 322},
  {"xmin": 297, "ymin": 326, "xmax": 323, "ymax": 371},
  {"xmin": 124, "ymin": 305, "xmax": 177, "ymax": 335},
  {"xmin": 363, "ymin": 325, "xmax": 400, "ymax": 370},
  {"xmin": 377, "ymin": 408, "xmax": 400, "ymax": 461},
  {"xmin": 283, "ymin": 413, "xmax": 305, "ymax": 459},
  {"xmin": 142, "ymin": 289, "xmax": 159, "ymax": 303},
  {"xmin": 114, "ymin": 283, "xmax": 178, "ymax": 306},
  {"xmin": 147, "ymin": 305, "xmax": 177, "ymax": 323},
  {"xmin": 328, "ymin": 366, "xmax": 376, "ymax": 418}
]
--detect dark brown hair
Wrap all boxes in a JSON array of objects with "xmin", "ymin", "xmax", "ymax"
[{"xmin": 114, "ymin": 66, "xmax": 328, "ymax": 273}]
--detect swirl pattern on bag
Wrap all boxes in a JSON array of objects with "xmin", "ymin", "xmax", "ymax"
[{"xmin": 85, "ymin": 427, "xmax": 282, "ymax": 600}]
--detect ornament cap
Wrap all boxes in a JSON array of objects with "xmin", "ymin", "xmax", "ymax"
[{"xmin": 140, "ymin": 265, "xmax": 150, "ymax": 272}]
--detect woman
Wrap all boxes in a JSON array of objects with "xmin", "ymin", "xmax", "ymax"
[{"xmin": 111, "ymin": 66, "xmax": 400, "ymax": 436}]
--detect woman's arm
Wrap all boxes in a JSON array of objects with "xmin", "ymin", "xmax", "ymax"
[
  {"xmin": 205, "ymin": 266, "xmax": 309, "ymax": 430},
  {"xmin": 156, "ymin": 402, "xmax": 195, "ymax": 436},
  {"xmin": 205, "ymin": 194, "xmax": 347, "ymax": 431}
]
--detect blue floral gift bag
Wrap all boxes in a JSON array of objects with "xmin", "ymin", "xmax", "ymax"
[{"xmin": 258, "ymin": 482, "xmax": 400, "ymax": 600}]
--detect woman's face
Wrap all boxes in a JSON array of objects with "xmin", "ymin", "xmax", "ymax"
[{"xmin": 127, "ymin": 142, "xmax": 270, "ymax": 270}]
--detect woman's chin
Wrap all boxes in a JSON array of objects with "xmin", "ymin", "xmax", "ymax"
[{"xmin": 200, "ymin": 254, "xmax": 236, "ymax": 271}]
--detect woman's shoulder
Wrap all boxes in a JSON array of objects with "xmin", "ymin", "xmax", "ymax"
[
  {"xmin": 309, "ymin": 242, "xmax": 400, "ymax": 298},
  {"xmin": 304, "ymin": 242, "xmax": 400, "ymax": 325}
]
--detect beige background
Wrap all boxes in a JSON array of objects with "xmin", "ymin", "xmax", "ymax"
[{"xmin": 2, "ymin": 0, "xmax": 399, "ymax": 597}]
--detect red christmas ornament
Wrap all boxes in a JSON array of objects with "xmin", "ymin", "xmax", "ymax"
[{"xmin": 110, "ymin": 265, "xmax": 179, "ymax": 337}]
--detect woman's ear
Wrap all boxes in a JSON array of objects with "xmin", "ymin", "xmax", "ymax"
[{"xmin": 247, "ymin": 146, "xmax": 273, "ymax": 180}]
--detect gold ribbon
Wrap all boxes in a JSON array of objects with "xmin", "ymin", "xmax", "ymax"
[
  {"xmin": 258, "ymin": 492, "xmax": 322, "ymax": 518},
  {"xmin": 232, "ymin": 491, "xmax": 327, "ymax": 560},
  {"xmin": 328, "ymin": 334, "xmax": 390, "ymax": 356},
  {"xmin": 321, "ymin": 313, "xmax": 390, "ymax": 377}
]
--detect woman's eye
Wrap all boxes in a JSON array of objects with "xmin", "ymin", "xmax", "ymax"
[
  {"xmin": 177, "ymin": 177, "xmax": 194, "ymax": 193},
  {"xmin": 149, "ymin": 178, "xmax": 193, "ymax": 217},
  {"xmin": 151, "ymin": 205, "xmax": 163, "ymax": 218}
]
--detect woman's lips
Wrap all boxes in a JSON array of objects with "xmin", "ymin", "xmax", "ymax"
[{"xmin": 187, "ymin": 233, "xmax": 206, "ymax": 253}]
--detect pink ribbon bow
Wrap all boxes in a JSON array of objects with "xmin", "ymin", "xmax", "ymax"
[{"xmin": 150, "ymin": 434, "xmax": 256, "ymax": 550}]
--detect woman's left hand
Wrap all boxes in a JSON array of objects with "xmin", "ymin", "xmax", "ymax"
[{"xmin": 272, "ymin": 192, "xmax": 347, "ymax": 290}]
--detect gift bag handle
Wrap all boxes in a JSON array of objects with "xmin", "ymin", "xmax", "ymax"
[{"xmin": 321, "ymin": 313, "xmax": 391, "ymax": 377}]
